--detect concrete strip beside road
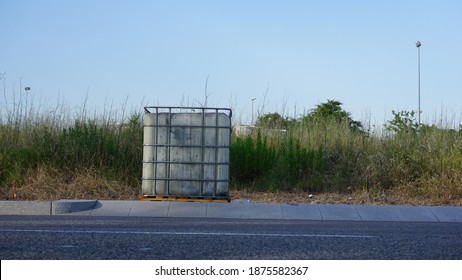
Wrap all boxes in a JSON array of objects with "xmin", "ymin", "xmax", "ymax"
[
  {"xmin": 1, "ymin": 200, "xmax": 462, "ymax": 222},
  {"xmin": 392, "ymin": 206, "xmax": 439, "ymax": 222},
  {"xmin": 355, "ymin": 205, "xmax": 401, "ymax": 222},
  {"xmin": 429, "ymin": 206, "xmax": 462, "ymax": 222},
  {"xmin": 281, "ymin": 204, "xmax": 323, "ymax": 220},
  {"xmin": 89, "ymin": 200, "xmax": 134, "ymax": 217},
  {"xmin": 167, "ymin": 202, "xmax": 207, "ymax": 218},
  {"xmin": 318, "ymin": 204, "xmax": 362, "ymax": 221},
  {"xmin": 0, "ymin": 201, "xmax": 51, "ymax": 215},
  {"xmin": 129, "ymin": 201, "xmax": 170, "ymax": 217},
  {"xmin": 206, "ymin": 202, "xmax": 247, "ymax": 219}
]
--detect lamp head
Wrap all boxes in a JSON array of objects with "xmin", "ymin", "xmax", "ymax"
[{"xmin": 416, "ymin": 41, "xmax": 421, "ymax": 48}]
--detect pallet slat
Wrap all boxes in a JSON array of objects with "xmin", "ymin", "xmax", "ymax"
[{"xmin": 139, "ymin": 196, "xmax": 230, "ymax": 203}]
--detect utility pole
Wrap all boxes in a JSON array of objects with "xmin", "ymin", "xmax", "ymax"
[{"xmin": 416, "ymin": 40, "xmax": 421, "ymax": 124}]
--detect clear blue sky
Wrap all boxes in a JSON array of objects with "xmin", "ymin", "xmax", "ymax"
[{"xmin": 1, "ymin": 0, "xmax": 461, "ymax": 127}]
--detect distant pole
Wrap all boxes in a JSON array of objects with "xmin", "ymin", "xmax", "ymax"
[
  {"xmin": 416, "ymin": 41, "xmax": 421, "ymax": 124},
  {"xmin": 251, "ymin": 98, "xmax": 256, "ymax": 126},
  {"xmin": 24, "ymin": 87, "xmax": 31, "ymax": 119}
]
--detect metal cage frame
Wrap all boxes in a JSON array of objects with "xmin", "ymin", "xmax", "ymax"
[{"xmin": 141, "ymin": 106, "xmax": 232, "ymax": 202}]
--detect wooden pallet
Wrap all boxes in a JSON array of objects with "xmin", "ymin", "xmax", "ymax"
[{"xmin": 139, "ymin": 195, "xmax": 231, "ymax": 203}]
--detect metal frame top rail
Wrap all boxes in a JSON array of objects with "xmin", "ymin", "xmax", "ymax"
[
  {"xmin": 144, "ymin": 124, "xmax": 230, "ymax": 129},
  {"xmin": 144, "ymin": 106, "xmax": 232, "ymax": 117},
  {"xmin": 143, "ymin": 144, "xmax": 231, "ymax": 148}
]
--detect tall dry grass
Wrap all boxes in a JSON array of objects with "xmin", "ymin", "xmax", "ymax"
[
  {"xmin": 1, "ymin": 85, "xmax": 461, "ymax": 204},
  {"xmin": 0, "ymin": 87, "xmax": 143, "ymax": 200},
  {"xmin": 231, "ymin": 119, "xmax": 462, "ymax": 205}
]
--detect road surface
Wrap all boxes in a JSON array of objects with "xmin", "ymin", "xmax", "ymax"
[{"xmin": 0, "ymin": 215, "xmax": 461, "ymax": 259}]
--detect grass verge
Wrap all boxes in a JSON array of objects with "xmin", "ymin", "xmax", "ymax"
[{"xmin": 1, "ymin": 93, "xmax": 461, "ymax": 205}]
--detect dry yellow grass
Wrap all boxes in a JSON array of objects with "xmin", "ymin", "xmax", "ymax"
[
  {"xmin": 0, "ymin": 166, "xmax": 138, "ymax": 201},
  {"xmin": 1, "ymin": 166, "xmax": 460, "ymax": 206},
  {"xmin": 231, "ymin": 189, "xmax": 461, "ymax": 206}
]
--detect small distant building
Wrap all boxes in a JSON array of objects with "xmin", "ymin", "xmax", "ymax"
[{"xmin": 233, "ymin": 125, "xmax": 287, "ymax": 137}]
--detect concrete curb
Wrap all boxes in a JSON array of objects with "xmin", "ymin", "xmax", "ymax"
[
  {"xmin": 51, "ymin": 200, "xmax": 98, "ymax": 214},
  {"xmin": 0, "ymin": 201, "xmax": 52, "ymax": 215},
  {"xmin": 0, "ymin": 200, "xmax": 97, "ymax": 215},
  {"xmin": 1, "ymin": 200, "xmax": 462, "ymax": 222}
]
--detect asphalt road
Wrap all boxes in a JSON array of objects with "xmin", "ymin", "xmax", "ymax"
[{"xmin": 0, "ymin": 215, "xmax": 461, "ymax": 259}]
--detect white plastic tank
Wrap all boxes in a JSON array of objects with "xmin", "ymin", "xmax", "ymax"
[{"xmin": 142, "ymin": 107, "xmax": 231, "ymax": 199}]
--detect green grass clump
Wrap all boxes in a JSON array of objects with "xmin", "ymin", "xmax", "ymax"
[{"xmin": 230, "ymin": 130, "xmax": 276, "ymax": 185}]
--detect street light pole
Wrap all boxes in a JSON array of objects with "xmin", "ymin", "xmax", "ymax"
[
  {"xmin": 416, "ymin": 40, "xmax": 421, "ymax": 124},
  {"xmin": 251, "ymin": 98, "xmax": 256, "ymax": 126},
  {"xmin": 24, "ymin": 87, "xmax": 31, "ymax": 121}
]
